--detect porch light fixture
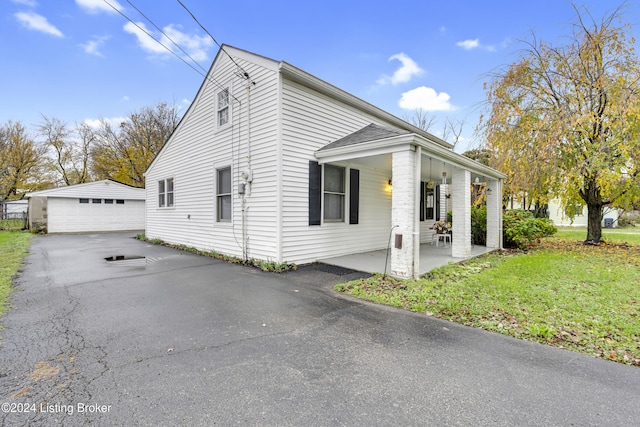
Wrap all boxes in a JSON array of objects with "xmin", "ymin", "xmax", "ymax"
[
  {"xmin": 474, "ymin": 177, "xmax": 480, "ymax": 184},
  {"xmin": 486, "ymin": 186, "xmax": 493, "ymax": 195}
]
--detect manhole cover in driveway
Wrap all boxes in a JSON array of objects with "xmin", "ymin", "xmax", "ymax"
[
  {"xmin": 104, "ymin": 255, "xmax": 147, "ymax": 267},
  {"xmin": 105, "ymin": 255, "xmax": 145, "ymax": 262}
]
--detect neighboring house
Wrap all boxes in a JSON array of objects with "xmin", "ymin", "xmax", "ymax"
[
  {"xmin": 548, "ymin": 199, "xmax": 621, "ymax": 228},
  {"xmin": 26, "ymin": 180, "xmax": 145, "ymax": 233},
  {"xmin": 509, "ymin": 197, "xmax": 622, "ymax": 228},
  {"xmin": 1, "ymin": 199, "xmax": 28, "ymax": 219},
  {"xmin": 145, "ymin": 45, "xmax": 505, "ymax": 278}
]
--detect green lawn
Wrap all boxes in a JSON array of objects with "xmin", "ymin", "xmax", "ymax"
[
  {"xmin": 0, "ymin": 231, "xmax": 31, "ymax": 318},
  {"xmin": 554, "ymin": 226, "xmax": 640, "ymax": 244},
  {"xmin": 336, "ymin": 228, "xmax": 640, "ymax": 366}
]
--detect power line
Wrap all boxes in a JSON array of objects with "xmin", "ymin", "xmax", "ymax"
[
  {"xmin": 176, "ymin": 0, "xmax": 250, "ymax": 80},
  {"xmin": 102, "ymin": 0, "xmax": 240, "ymax": 102},
  {"xmin": 103, "ymin": 0, "xmax": 204, "ymax": 77},
  {"xmin": 125, "ymin": 0, "xmax": 209, "ymax": 75}
]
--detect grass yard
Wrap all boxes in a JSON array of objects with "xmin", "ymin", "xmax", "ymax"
[
  {"xmin": 336, "ymin": 227, "xmax": 640, "ymax": 366},
  {"xmin": 0, "ymin": 231, "xmax": 31, "ymax": 319},
  {"xmin": 555, "ymin": 226, "xmax": 640, "ymax": 244}
]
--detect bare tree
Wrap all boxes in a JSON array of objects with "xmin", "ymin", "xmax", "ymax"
[
  {"xmin": 442, "ymin": 117, "xmax": 466, "ymax": 150},
  {"xmin": 38, "ymin": 116, "xmax": 94, "ymax": 186},
  {"xmin": 403, "ymin": 108, "xmax": 436, "ymax": 132}
]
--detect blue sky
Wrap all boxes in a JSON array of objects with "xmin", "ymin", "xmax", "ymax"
[{"xmin": 1, "ymin": 0, "xmax": 634, "ymax": 152}]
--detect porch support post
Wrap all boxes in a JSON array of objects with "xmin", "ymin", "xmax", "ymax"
[
  {"xmin": 452, "ymin": 167, "xmax": 471, "ymax": 258},
  {"xmin": 486, "ymin": 178, "xmax": 503, "ymax": 249},
  {"xmin": 412, "ymin": 146, "xmax": 421, "ymax": 279},
  {"xmin": 390, "ymin": 147, "xmax": 416, "ymax": 278}
]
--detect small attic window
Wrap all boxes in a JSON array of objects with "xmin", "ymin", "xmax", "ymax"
[{"xmin": 217, "ymin": 88, "xmax": 230, "ymax": 127}]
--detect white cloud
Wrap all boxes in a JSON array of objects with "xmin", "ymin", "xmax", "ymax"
[
  {"xmin": 83, "ymin": 117, "xmax": 128, "ymax": 129},
  {"xmin": 75, "ymin": 0, "xmax": 122, "ymax": 14},
  {"xmin": 162, "ymin": 24, "xmax": 212, "ymax": 62},
  {"xmin": 456, "ymin": 39, "xmax": 479, "ymax": 50},
  {"xmin": 11, "ymin": 0, "xmax": 38, "ymax": 7},
  {"xmin": 80, "ymin": 35, "xmax": 110, "ymax": 56},
  {"xmin": 124, "ymin": 21, "xmax": 167, "ymax": 55},
  {"xmin": 376, "ymin": 53, "xmax": 423, "ymax": 85},
  {"xmin": 124, "ymin": 21, "xmax": 213, "ymax": 61},
  {"xmin": 14, "ymin": 11, "xmax": 63, "ymax": 37},
  {"xmin": 456, "ymin": 38, "xmax": 497, "ymax": 52},
  {"xmin": 398, "ymin": 86, "xmax": 453, "ymax": 111}
]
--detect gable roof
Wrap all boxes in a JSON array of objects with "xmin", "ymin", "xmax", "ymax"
[
  {"xmin": 318, "ymin": 124, "xmax": 411, "ymax": 151},
  {"xmin": 25, "ymin": 180, "xmax": 145, "ymax": 200}
]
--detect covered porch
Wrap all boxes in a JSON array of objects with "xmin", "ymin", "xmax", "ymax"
[
  {"xmin": 319, "ymin": 243, "xmax": 495, "ymax": 276},
  {"xmin": 315, "ymin": 124, "xmax": 506, "ymax": 279}
]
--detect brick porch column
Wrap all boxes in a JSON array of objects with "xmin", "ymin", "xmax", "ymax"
[
  {"xmin": 390, "ymin": 148, "xmax": 417, "ymax": 278},
  {"xmin": 452, "ymin": 167, "xmax": 471, "ymax": 258},
  {"xmin": 486, "ymin": 178, "xmax": 503, "ymax": 249}
]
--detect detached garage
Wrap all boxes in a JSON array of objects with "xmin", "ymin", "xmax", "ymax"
[{"xmin": 26, "ymin": 180, "xmax": 145, "ymax": 233}]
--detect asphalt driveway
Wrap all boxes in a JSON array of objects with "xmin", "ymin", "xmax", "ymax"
[{"xmin": 1, "ymin": 233, "xmax": 639, "ymax": 426}]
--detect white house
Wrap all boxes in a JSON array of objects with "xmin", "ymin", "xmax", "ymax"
[
  {"xmin": 547, "ymin": 199, "xmax": 621, "ymax": 228},
  {"xmin": 144, "ymin": 45, "xmax": 505, "ymax": 278},
  {"xmin": 26, "ymin": 180, "xmax": 145, "ymax": 233}
]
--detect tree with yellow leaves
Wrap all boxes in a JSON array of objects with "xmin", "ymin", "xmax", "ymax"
[
  {"xmin": 0, "ymin": 121, "xmax": 49, "ymax": 200},
  {"xmin": 481, "ymin": 3, "xmax": 640, "ymax": 243},
  {"xmin": 91, "ymin": 101, "xmax": 179, "ymax": 187}
]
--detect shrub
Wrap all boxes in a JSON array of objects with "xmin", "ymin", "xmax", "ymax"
[
  {"xmin": 503, "ymin": 209, "xmax": 556, "ymax": 250},
  {"xmin": 471, "ymin": 206, "xmax": 487, "ymax": 245},
  {"xmin": 618, "ymin": 211, "xmax": 640, "ymax": 227}
]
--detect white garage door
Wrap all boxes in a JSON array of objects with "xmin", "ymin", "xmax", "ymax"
[{"xmin": 47, "ymin": 197, "xmax": 145, "ymax": 233}]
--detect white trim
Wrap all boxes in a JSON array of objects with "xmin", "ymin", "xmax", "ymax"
[
  {"xmin": 276, "ymin": 73, "xmax": 284, "ymax": 262},
  {"xmin": 215, "ymin": 82, "xmax": 233, "ymax": 131},
  {"xmin": 214, "ymin": 162, "xmax": 233, "ymax": 223}
]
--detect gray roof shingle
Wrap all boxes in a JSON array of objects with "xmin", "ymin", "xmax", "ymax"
[{"xmin": 318, "ymin": 123, "xmax": 411, "ymax": 151}]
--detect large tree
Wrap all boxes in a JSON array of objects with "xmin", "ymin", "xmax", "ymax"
[
  {"xmin": 38, "ymin": 116, "xmax": 94, "ymax": 186},
  {"xmin": 92, "ymin": 101, "xmax": 180, "ymax": 187},
  {"xmin": 481, "ymin": 3, "xmax": 640, "ymax": 242},
  {"xmin": 0, "ymin": 121, "xmax": 49, "ymax": 200}
]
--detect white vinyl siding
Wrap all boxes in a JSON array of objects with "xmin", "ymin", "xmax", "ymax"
[
  {"xmin": 279, "ymin": 79, "xmax": 399, "ymax": 263},
  {"xmin": 145, "ymin": 49, "xmax": 280, "ymax": 261},
  {"xmin": 145, "ymin": 47, "xmax": 420, "ymax": 265}
]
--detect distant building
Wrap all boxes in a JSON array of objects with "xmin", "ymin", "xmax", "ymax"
[{"xmin": 25, "ymin": 180, "xmax": 145, "ymax": 233}]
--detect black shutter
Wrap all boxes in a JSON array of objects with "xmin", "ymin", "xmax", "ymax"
[
  {"xmin": 349, "ymin": 168, "xmax": 360, "ymax": 224},
  {"xmin": 420, "ymin": 181, "xmax": 425, "ymax": 221},
  {"xmin": 309, "ymin": 161, "xmax": 322, "ymax": 226}
]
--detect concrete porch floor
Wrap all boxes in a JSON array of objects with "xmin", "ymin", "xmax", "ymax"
[{"xmin": 319, "ymin": 243, "xmax": 495, "ymax": 277}]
